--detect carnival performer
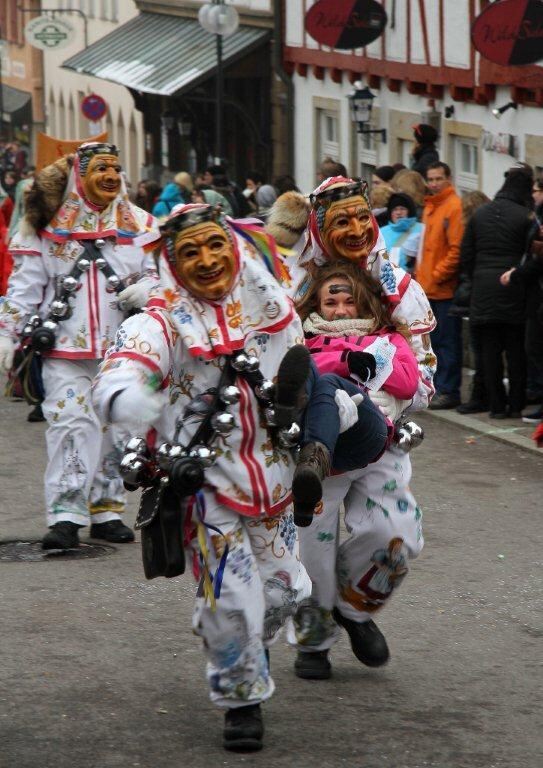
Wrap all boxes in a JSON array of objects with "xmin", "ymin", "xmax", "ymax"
[
  {"xmin": 291, "ymin": 261, "xmax": 420, "ymax": 525},
  {"xmin": 0, "ymin": 142, "xmax": 160, "ymax": 549},
  {"xmin": 266, "ymin": 177, "xmax": 436, "ymax": 680},
  {"xmin": 92, "ymin": 203, "xmax": 312, "ymax": 752}
]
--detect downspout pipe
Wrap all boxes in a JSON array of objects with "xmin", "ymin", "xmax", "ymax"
[{"xmin": 273, "ymin": 0, "xmax": 294, "ymax": 175}]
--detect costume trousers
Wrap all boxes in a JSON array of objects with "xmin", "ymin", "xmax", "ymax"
[
  {"xmin": 192, "ymin": 492, "xmax": 311, "ymax": 708},
  {"xmin": 288, "ymin": 448, "xmax": 423, "ymax": 652},
  {"xmin": 41, "ymin": 358, "xmax": 127, "ymax": 527},
  {"xmin": 429, "ymin": 298, "xmax": 463, "ymax": 398},
  {"xmin": 478, "ymin": 323, "xmax": 526, "ymax": 414}
]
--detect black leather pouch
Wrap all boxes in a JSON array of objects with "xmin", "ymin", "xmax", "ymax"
[{"xmin": 135, "ymin": 483, "xmax": 185, "ymax": 580}]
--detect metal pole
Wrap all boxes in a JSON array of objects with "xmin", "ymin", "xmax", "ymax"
[{"xmin": 215, "ymin": 32, "xmax": 223, "ymax": 164}]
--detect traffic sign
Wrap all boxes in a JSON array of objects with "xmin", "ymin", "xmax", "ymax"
[
  {"xmin": 25, "ymin": 15, "xmax": 75, "ymax": 51},
  {"xmin": 81, "ymin": 94, "xmax": 107, "ymax": 121}
]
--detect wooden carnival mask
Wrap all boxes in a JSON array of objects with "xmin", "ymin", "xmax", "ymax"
[
  {"xmin": 174, "ymin": 220, "xmax": 237, "ymax": 301},
  {"xmin": 80, "ymin": 150, "xmax": 122, "ymax": 208}
]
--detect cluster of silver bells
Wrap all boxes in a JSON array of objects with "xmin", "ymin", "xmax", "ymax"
[
  {"xmin": 394, "ymin": 421, "xmax": 424, "ymax": 453},
  {"xmin": 119, "ymin": 436, "xmax": 217, "ymax": 486}
]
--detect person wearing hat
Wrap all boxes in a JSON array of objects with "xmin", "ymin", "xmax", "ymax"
[
  {"xmin": 410, "ymin": 124, "xmax": 440, "ymax": 178},
  {"xmin": 0, "ymin": 142, "xmax": 161, "ymax": 549},
  {"xmin": 380, "ymin": 192, "xmax": 423, "ymax": 273},
  {"xmin": 152, "ymin": 171, "xmax": 193, "ymax": 219}
]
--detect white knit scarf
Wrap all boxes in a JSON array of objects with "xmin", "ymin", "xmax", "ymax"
[{"xmin": 303, "ymin": 312, "xmax": 378, "ymax": 338}]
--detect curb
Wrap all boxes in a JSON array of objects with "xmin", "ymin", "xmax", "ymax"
[{"xmin": 420, "ymin": 408, "xmax": 543, "ymax": 457}]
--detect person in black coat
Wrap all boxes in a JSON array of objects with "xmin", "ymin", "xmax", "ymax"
[
  {"xmin": 460, "ymin": 168, "xmax": 534, "ymax": 418},
  {"xmin": 410, "ymin": 124, "xmax": 439, "ymax": 178}
]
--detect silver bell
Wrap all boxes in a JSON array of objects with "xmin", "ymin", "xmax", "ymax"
[
  {"xmin": 94, "ymin": 256, "xmax": 107, "ymax": 270},
  {"xmin": 405, "ymin": 421, "xmax": 424, "ymax": 448},
  {"xmin": 211, "ymin": 411, "xmax": 235, "ymax": 435},
  {"xmin": 255, "ymin": 379, "xmax": 275, "ymax": 401},
  {"xmin": 168, "ymin": 444, "xmax": 186, "ymax": 460},
  {"xmin": 220, "ymin": 385, "xmax": 241, "ymax": 404},
  {"xmin": 245, "ymin": 355, "xmax": 260, "ymax": 372},
  {"xmin": 95, "ymin": 238, "xmax": 106, "ymax": 250},
  {"xmin": 156, "ymin": 442, "xmax": 173, "ymax": 470},
  {"xmin": 77, "ymin": 258, "xmax": 91, "ymax": 272},
  {"xmin": 231, "ymin": 352, "xmax": 249, "ymax": 371},
  {"xmin": 277, "ymin": 422, "xmax": 301, "ymax": 448},
  {"xmin": 395, "ymin": 428, "xmax": 412, "ymax": 453},
  {"xmin": 125, "ymin": 436, "xmax": 148, "ymax": 456},
  {"xmin": 107, "ymin": 274, "xmax": 121, "ymax": 290},
  {"xmin": 22, "ymin": 324, "xmax": 33, "ymax": 336},
  {"xmin": 28, "ymin": 314, "xmax": 42, "ymax": 327},
  {"xmin": 50, "ymin": 299, "xmax": 70, "ymax": 318},
  {"xmin": 190, "ymin": 444, "xmax": 217, "ymax": 468},
  {"xmin": 42, "ymin": 319, "xmax": 59, "ymax": 332},
  {"xmin": 62, "ymin": 276, "xmax": 78, "ymax": 293},
  {"xmin": 119, "ymin": 452, "xmax": 145, "ymax": 484},
  {"xmin": 264, "ymin": 406, "xmax": 277, "ymax": 427}
]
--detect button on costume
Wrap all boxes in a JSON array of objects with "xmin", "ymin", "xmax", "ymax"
[
  {"xmin": 266, "ymin": 178, "xmax": 436, "ymax": 676},
  {"xmin": 0, "ymin": 143, "xmax": 160, "ymax": 547},
  {"xmin": 91, "ymin": 204, "xmax": 311, "ymax": 750}
]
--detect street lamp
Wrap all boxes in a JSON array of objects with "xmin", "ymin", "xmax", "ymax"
[
  {"xmin": 198, "ymin": 0, "xmax": 239, "ymax": 165},
  {"xmin": 491, "ymin": 101, "xmax": 517, "ymax": 119},
  {"xmin": 348, "ymin": 81, "xmax": 387, "ymax": 143}
]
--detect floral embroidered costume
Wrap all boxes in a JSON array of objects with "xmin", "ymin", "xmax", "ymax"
[
  {"xmin": 0, "ymin": 143, "xmax": 160, "ymax": 546},
  {"xmin": 91, "ymin": 204, "xmax": 311, "ymax": 750},
  {"xmin": 265, "ymin": 178, "xmax": 436, "ymax": 677}
]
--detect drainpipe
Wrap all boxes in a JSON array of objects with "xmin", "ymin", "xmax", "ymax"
[{"xmin": 272, "ymin": 0, "xmax": 294, "ymax": 175}]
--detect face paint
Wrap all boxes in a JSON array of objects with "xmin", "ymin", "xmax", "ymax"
[
  {"xmin": 174, "ymin": 221, "xmax": 236, "ymax": 301},
  {"xmin": 319, "ymin": 277, "xmax": 358, "ymax": 320},
  {"xmin": 320, "ymin": 196, "xmax": 375, "ymax": 262},
  {"xmin": 81, "ymin": 154, "xmax": 122, "ymax": 207}
]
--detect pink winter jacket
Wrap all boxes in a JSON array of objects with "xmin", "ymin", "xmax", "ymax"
[{"xmin": 305, "ymin": 330, "xmax": 419, "ymax": 400}]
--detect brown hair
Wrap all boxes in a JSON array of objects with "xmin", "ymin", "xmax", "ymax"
[
  {"xmin": 391, "ymin": 169, "xmax": 426, "ymax": 207},
  {"xmin": 370, "ymin": 183, "xmax": 394, "ymax": 209},
  {"xmin": 461, "ymin": 190, "xmax": 490, "ymax": 226},
  {"xmin": 295, "ymin": 261, "xmax": 410, "ymax": 339}
]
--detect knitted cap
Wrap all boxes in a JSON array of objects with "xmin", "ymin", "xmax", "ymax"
[
  {"xmin": 387, "ymin": 192, "xmax": 417, "ymax": 218},
  {"xmin": 413, "ymin": 124, "xmax": 438, "ymax": 144}
]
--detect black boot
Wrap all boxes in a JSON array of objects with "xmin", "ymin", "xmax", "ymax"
[
  {"xmin": 332, "ymin": 608, "xmax": 389, "ymax": 667},
  {"xmin": 42, "ymin": 521, "xmax": 80, "ymax": 550},
  {"xmin": 294, "ymin": 650, "xmax": 331, "ymax": 680},
  {"xmin": 89, "ymin": 520, "xmax": 135, "ymax": 543},
  {"xmin": 274, "ymin": 344, "xmax": 310, "ymax": 427},
  {"xmin": 223, "ymin": 703, "xmax": 264, "ymax": 752},
  {"xmin": 27, "ymin": 404, "xmax": 46, "ymax": 422},
  {"xmin": 292, "ymin": 441, "xmax": 331, "ymax": 526}
]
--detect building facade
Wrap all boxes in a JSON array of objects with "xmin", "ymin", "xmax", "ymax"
[{"xmin": 284, "ymin": 0, "xmax": 543, "ymax": 196}]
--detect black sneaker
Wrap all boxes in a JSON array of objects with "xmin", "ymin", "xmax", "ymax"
[
  {"xmin": 332, "ymin": 608, "xmax": 389, "ymax": 667},
  {"xmin": 27, "ymin": 404, "xmax": 46, "ymax": 422},
  {"xmin": 223, "ymin": 704, "xmax": 264, "ymax": 752},
  {"xmin": 89, "ymin": 520, "xmax": 135, "ymax": 543},
  {"xmin": 42, "ymin": 521, "xmax": 80, "ymax": 550},
  {"xmin": 274, "ymin": 344, "xmax": 311, "ymax": 427},
  {"xmin": 294, "ymin": 650, "xmax": 331, "ymax": 680},
  {"xmin": 456, "ymin": 401, "xmax": 487, "ymax": 415},
  {"xmin": 522, "ymin": 409, "xmax": 543, "ymax": 423},
  {"xmin": 292, "ymin": 441, "xmax": 331, "ymax": 527}
]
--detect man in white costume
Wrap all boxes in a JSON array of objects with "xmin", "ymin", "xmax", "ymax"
[
  {"xmin": 266, "ymin": 177, "xmax": 436, "ymax": 679},
  {"xmin": 0, "ymin": 142, "xmax": 160, "ymax": 549},
  {"xmin": 92, "ymin": 203, "xmax": 312, "ymax": 751}
]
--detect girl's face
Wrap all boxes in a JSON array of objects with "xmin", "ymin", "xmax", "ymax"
[
  {"xmin": 319, "ymin": 277, "xmax": 358, "ymax": 320},
  {"xmin": 390, "ymin": 205, "xmax": 410, "ymax": 223}
]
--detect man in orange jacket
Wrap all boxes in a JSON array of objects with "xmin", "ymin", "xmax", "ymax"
[{"xmin": 417, "ymin": 162, "xmax": 464, "ymax": 409}]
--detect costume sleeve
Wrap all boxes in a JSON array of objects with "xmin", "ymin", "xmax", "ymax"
[
  {"xmin": 432, "ymin": 202, "xmax": 464, "ymax": 285},
  {"xmin": 91, "ymin": 311, "xmax": 174, "ymax": 423},
  {"xmin": 380, "ymin": 333, "xmax": 420, "ymax": 399},
  {"xmin": 0, "ymin": 244, "xmax": 49, "ymax": 338},
  {"xmin": 391, "ymin": 278, "xmax": 436, "ymax": 411}
]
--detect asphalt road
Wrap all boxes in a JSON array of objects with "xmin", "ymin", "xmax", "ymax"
[{"xmin": 1, "ymin": 395, "xmax": 542, "ymax": 768}]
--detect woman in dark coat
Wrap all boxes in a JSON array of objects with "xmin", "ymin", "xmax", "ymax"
[{"xmin": 461, "ymin": 169, "xmax": 534, "ymax": 418}]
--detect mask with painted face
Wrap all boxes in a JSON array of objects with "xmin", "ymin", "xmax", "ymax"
[{"xmin": 77, "ymin": 143, "xmax": 122, "ymax": 208}]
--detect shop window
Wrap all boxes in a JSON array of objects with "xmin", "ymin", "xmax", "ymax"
[
  {"xmin": 358, "ymin": 129, "xmax": 377, "ymax": 182},
  {"xmin": 455, "ymin": 138, "xmax": 479, "ymax": 193},
  {"xmin": 318, "ymin": 109, "xmax": 340, "ymax": 162}
]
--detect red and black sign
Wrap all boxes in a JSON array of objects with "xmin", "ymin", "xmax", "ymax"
[
  {"xmin": 471, "ymin": 0, "xmax": 543, "ymax": 66},
  {"xmin": 81, "ymin": 93, "xmax": 107, "ymax": 121},
  {"xmin": 305, "ymin": 0, "xmax": 387, "ymax": 50}
]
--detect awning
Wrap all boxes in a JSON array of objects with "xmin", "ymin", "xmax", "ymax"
[
  {"xmin": 1, "ymin": 84, "xmax": 31, "ymax": 114},
  {"xmin": 62, "ymin": 12, "xmax": 270, "ymax": 97}
]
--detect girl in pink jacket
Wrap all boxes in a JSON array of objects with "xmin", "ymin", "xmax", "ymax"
[{"xmin": 292, "ymin": 261, "xmax": 420, "ymax": 525}]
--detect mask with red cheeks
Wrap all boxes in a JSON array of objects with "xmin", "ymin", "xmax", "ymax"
[
  {"xmin": 320, "ymin": 196, "xmax": 375, "ymax": 263},
  {"xmin": 81, "ymin": 154, "xmax": 122, "ymax": 207},
  {"xmin": 174, "ymin": 221, "xmax": 237, "ymax": 301}
]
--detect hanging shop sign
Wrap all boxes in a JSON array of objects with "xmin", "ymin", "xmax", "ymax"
[
  {"xmin": 471, "ymin": 0, "xmax": 543, "ymax": 66},
  {"xmin": 81, "ymin": 94, "xmax": 108, "ymax": 122},
  {"xmin": 25, "ymin": 15, "xmax": 75, "ymax": 51},
  {"xmin": 305, "ymin": 0, "xmax": 387, "ymax": 50}
]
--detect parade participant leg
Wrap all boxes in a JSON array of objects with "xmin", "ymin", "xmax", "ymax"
[
  {"xmin": 192, "ymin": 492, "xmax": 311, "ymax": 751},
  {"xmin": 290, "ymin": 449, "xmax": 423, "ymax": 678}
]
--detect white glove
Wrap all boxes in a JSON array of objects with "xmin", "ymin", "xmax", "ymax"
[
  {"xmin": 335, "ymin": 389, "xmax": 364, "ymax": 433},
  {"xmin": 110, "ymin": 384, "xmax": 166, "ymax": 430},
  {"xmin": 0, "ymin": 335, "xmax": 15, "ymax": 373},
  {"xmin": 368, "ymin": 390, "xmax": 411, "ymax": 422},
  {"xmin": 117, "ymin": 278, "xmax": 157, "ymax": 311}
]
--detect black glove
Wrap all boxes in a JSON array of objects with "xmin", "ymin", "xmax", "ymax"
[{"xmin": 347, "ymin": 351, "xmax": 376, "ymax": 381}]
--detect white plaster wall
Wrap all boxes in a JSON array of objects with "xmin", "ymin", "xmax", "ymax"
[
  {"xmin": 286, "ymin": 0, "xmax": 305, "ymax": 47},
  {"xmin": 410, "ymin": 0, "xmax": 441, "ymax": 66},
  {"xmin": 443, "ymin": 0, "xmax": 470, "ymax": 69},
  {"xmin": 42, "ymin": 1, "xmax": 144, "ymax": 184}
]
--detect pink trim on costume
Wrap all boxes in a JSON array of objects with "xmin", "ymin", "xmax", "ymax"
[
  {"xmin": 146, "ymin": 311, "xmax": 173, "ymax": 349},
  {"xmin": 238, "ymin": 377, "xmax": 270, "ymax": 510},
  {"xmin": 8, "ymin": 248, "xmax": 41, "ymax": 257},
  {"xmin": 47, "ymin": 350, "xmax": 98, "ymax": 360},
  {"xmin": 146, "ymin": 297, "xmax": 168, "ymax": 310},
  {"xmin": 107, "ymin": 350, "xmax": 163, "ymax": 376},
  {"xmin": 236, "ymin": 380, "xmax": 263, "ymax": 510},
  {"xmin": 215, "ymin": 489, "xmax": 292, "ymax": 518}
]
